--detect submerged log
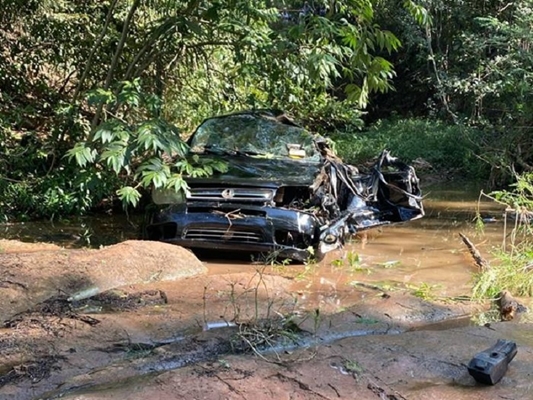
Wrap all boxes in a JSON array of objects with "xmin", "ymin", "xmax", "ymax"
[
  {"xmin": 459, "ymin": 233, "xmax": 489, "ymax": 271},
  {"xmin": 0, "ymin": 240, "xmax": 206, "ymax": 322}
]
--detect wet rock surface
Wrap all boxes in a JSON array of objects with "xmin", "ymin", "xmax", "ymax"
[
  {"xmin": 0, "ymin": 222, "xmax": 531, "ymax": 399},
  {"xmin": 0, "ymin": 240, "xmax": 206, "ymax": 322},
  {"xmin": 33, "ymin": 321, "xmax": 533, "ymax": 400}
]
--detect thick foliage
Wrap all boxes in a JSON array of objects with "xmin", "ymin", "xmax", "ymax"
[
  {"xmin": 473, "ymin": 173, "xmax": 533, "ymax": 299},
  {"xmin": 1, "ymin": 0, "xmax": 426, "ymax": 218},
  {"xmin": 333, "ymin": 119, "xmax": 489, "ymax": 178},
  {"xmin": 67, "ymin": 80, "xmax": 228, "ymax": 207},
  {"xmin": 372, "ymin": 1, "xmax": 533, "ymax": 184}
]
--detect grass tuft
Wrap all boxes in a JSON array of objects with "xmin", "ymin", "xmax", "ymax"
[{"xmin": 472, "ymin": 242, "xmax": 533, "ymax": 299}]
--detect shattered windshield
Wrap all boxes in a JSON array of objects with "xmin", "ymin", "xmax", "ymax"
[{"xmin": 189, "ymin": 113, "xmax": 320, "ymax": 161}]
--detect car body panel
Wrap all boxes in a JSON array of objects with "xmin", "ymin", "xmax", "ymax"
[{"xmin": 146, "ymin": 201, "xmax": 320, "ymax": 261}]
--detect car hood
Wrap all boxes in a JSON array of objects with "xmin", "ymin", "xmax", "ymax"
[{"xmin": 187, "ymin": 155, "xmax": 322, "ymax": 187}]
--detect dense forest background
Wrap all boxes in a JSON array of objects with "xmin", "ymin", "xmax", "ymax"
[{"xmin": 1, "ymin": 0, "xmax": 532, "ymax": 221}]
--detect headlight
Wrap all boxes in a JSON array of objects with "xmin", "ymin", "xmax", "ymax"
[
  {"xmin": 323, "ymin": 233, "xmax": 337, "ymax": 244},
  {"xmin": 152, "ymin": 188, "xmax": 186, "ymax": 205}
]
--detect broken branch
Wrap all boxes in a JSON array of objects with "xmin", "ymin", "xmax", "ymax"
[{"xmin": 459, "ymin": 233, "xmax": 489, "ymax": 271}]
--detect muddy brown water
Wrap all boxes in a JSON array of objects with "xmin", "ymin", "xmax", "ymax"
[
  {"xmin": 0, "ymin": 181, "xmax": 508, "ymax": 312},
  {"xmin": 202, "ymin": 181, "xmax": 509, "ymax": 316},
  {"xmin": 2, "ymin": 180, "xmax": 529, "ymax": 400}
]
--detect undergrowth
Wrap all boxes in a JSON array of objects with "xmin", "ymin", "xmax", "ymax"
[
  {"xmin": 472, "ymin": 241, "xmax": 533, "ymax": 299},
  {"xmin": 472, "ymin": 173, "xmax": 533, "ymax": 300},
  {"xmin": 203, "ymin": 265, "xmax": 320, "ymax": 363},
  {"xmin": 332, "ymin": 118, "xmax": 489, "ymax": 179}
]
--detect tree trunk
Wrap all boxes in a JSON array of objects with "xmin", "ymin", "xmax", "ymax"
[
  {"xmin": 72, "ymin": 0, "xmax": 120, "ymax": 103},
  {"xmin": 91, "ymin": 0, "xmax": 142, "ymax": 133}
]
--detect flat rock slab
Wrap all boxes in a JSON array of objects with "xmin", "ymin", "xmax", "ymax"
[
  {"xmin": 0, "ymin": 240, "xmax": 206, "ymax": 322},
  {"xmin": 52, "ymin": 322, "xmax": 533, "ymax": 400}
]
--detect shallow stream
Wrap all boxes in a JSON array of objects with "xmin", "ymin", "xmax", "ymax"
[
  {"xmin": 0, "ymin": 180, "xmax": 508, "ymax": 312},
  {"xmin": 3, "ymin": 180, "xmax": 531, "ymax": 400}
]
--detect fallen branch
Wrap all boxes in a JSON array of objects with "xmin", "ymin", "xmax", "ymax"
[{"xmin": 459, "ymin": 233, "xmax": 489, "ymax": 271}]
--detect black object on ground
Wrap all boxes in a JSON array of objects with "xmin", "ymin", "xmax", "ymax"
[{"xmin": 467, "ymin": 339, "xmax": 517, "ymax": 385}]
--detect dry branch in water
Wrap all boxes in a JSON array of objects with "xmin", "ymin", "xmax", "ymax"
[{"xmin": 459, "ymin": 233, "xmax": 490, "ymax": 271}]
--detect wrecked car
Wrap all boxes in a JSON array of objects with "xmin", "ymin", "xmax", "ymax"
[{"xmin": 144, "ymin": 110, "xmax": 424, "ymax": 261}]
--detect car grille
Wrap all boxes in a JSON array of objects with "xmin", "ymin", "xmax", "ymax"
[
  {"xmin": 183, "ymin": 227, "xmax": 263, "ymax": 242},
  {"xmin": 187, "ymin": 187, "xmax": 275, "ymax": 202}
]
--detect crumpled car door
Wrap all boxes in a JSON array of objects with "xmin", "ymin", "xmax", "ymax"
[{"xmin": 311, "ymin": 147, "xmax": 424, "ymax": 255}]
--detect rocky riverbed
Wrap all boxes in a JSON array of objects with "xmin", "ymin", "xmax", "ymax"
[{"xmin": 0, "ymin": 239, "xmax": 531, "ymax": 400}]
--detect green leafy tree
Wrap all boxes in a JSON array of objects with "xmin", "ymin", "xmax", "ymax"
[
  {"xmin": 1, "ymin": 0, "xmax": 429, "ymax": 217},
  {"xmin": 369, "ymin": 1, "xmax": 533, "ymax": 185},
  {"xmin": 67, "ymin": 79, "xmax": 227, "ymax": 208}
]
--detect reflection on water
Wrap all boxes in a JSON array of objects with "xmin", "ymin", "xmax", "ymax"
[
  {"xmin": 286, "ymin": 180, "xmax": 507, "ymax": 310},
  {"xmin": 0, "ymin": 214, "xmax": 143, "ymax": 248}
]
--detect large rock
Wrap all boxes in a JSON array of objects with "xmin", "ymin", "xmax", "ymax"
[
  {"xmin": 0, "ymin": 239, "xmax": 61, "ymax": 253},
  {"xmin": 0, "ymin": 240, "xmax": 206, "ymax": 322}
]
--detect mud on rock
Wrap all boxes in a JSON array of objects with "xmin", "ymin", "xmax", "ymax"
[
  {"xmin": 0, "ymin": 240, "xmax": 206, "ymax": 322},
  {"xmin": 1, "ymin": 238, "xmax": 533, "ymax": 400}
]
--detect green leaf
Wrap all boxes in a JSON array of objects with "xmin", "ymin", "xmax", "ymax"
[
  {"xmin": 136, "ymin": 158, "xmax": 171, "ymax": 188},
  {"xmin": 167, "ymin": 174, "xmax": 190, "ymax": 196},
  {"xmin": 66, "ymin": 143, "xmax": 96, "ymax": 167},
  {"xmin": 116, "ymin": 186, "xmax": 141, "ymax": 208},
  {"xmin": 86, "ymin": 88, "xmax": 115, "ymax": 106},
  {"xmin": 100, "ymin": 142, "xmax": 127, "ymax": 174},
  {"xmin": 118, "ymin": 80, "xmax": 142, "ymax": 107},
  {"xmin": 93, "ymin": 123, "xmax": 114, "ymax": 143},
  {"xmin": 403, "ymin": 0, "xmax": 432, "ymax": 26}
]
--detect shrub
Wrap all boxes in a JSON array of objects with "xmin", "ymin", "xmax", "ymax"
[
  {"xmin": 472, "ymin": 173, "xmax": 533, "ymax": 299},
  {"xmin": 332, "ymin": 118, "xmax": 489, "ymax": 179}
]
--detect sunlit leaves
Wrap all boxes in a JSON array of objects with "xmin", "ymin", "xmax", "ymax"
[
  {"xmin": 261, "ymin": 1, "xmax": 412, "ymax": 109},
  {"xmin": 136, "ymin": 157, "xmax": 170, "ymax": 188},
  {"xmin": 374, "ymin": 30, "xmax": 401, "ymax": 54},
  {"xmin": 66, "ymin": 142, "xmax": 97, "ymax": 168},
  {"xmin": 116, "ymin": 186, "xmax": 141, "ymax": 207},
  {"xmin": 68, "ymin": 80, "xmax": 197, "ymax": 207},
  {"xmin": 166, "ymin": 173, "xmax": 189, "ymax": 197},
  {"xmin": 131, "ymin": 0, "xmax": 429, "ymax": 128},
  {"xmin": 117, "ymin": 79, "xmax": 141, "ymax": 107},
  {"xmin": 93, "ymin": 120, "xmax": 130, "ymax": 144},
  {"xmin": 100, "ymin": 141, "xmax": 127, "ymax": 174},
  {"xmin": 136, "ymin": 121, "xmax": 165, "ymax": 152},
  {"xmin": 135, "ymin": 120, "xmax": 188, "ymax": 156},
  {"xmin": 174, "ymin": 156, "xmax": 228, "ymax": 179},
  {"xmin": 86, "ymin": 88, "xmax": 115, "ymax": 106},
  {"xmin": 402, "ymin": 0, "xmax": 432, "ymax": 27},
  {"xmin": 491, "ymin": 172, "xmax": 533, "ymax": 210}
]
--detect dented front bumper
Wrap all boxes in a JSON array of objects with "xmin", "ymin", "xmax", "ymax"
[{"xmin": 145, "ymin": 202, "xmax": 322, "ymax": 261}]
